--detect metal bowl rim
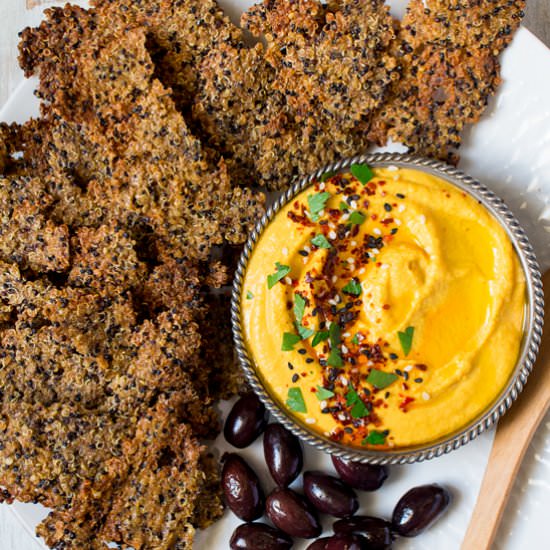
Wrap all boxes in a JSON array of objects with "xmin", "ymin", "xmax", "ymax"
[{"xmin": 230, "ymin": 152, "xmax": 544, "ymax": 465}]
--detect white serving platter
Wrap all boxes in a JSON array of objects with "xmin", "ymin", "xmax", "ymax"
[{"xmin": 0, "ymin": 1, "xmax": 549, "ymax": 549}]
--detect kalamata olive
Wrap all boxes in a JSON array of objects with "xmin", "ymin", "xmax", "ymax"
[
  {"xmin": 264, "ymin": 423, "xmax": 303, "ymax": 487},
  {"xmin": 392, "ymin": 484, "xmax": 451, "ymax": 537},
  {"xmin": 222, "ymin": 453, "xmax": 264, "ymax": 521},
  {"xmin": 224, "ymin": 393, "xmax": 268, "ymax": 448},
  {"xmin": 266, "ymin": 487, "xmax": 322, "ymax": 538},
  {"xmin": 306, "ymin": 538, "xmax": 331, "ymax": 550},
  {"xmin": 325, "ymin": 534, "xmax": 368, "ymax": 550},
  {"xmin": 333, "ymin": 516, "xmax": 393, "ymax": 549},
  {"xmin": 229, "ymin": 522, "xmax": 293, "ymax": 550},
  {"xmin": 303, "ymin": 471, "xmax": 359, "ymax": 518},
  {"xmin": 331, "ymin": 457, "xmax": 388, "ymax": 491}
]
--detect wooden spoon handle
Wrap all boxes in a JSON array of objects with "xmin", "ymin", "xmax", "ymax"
[{"xmin": 462, "ymin": 270, "xmax": 549, "ymax": 550}]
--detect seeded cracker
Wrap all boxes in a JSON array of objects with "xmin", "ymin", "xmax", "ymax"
[
  {"xmin": 19, "ymin": 4, "xmax": 264, "ymax": 260},
  {"xmin": 369, "ymin": 0, "xmax": 525, "ymax": 163}
]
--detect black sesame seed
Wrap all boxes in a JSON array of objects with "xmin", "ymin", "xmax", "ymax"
[
  {"xmin": 306, "ymin": 358, "xmax": 314, "ymax": 364},
  {"xmin": 298, "ymin": 348, "xmax": 307, "ymax": 355},
  {"xmin": 389, "ymin": 353, "xmax": 398, "ymax": 360},
  {"xmin": 396, "ymin": 193, "xmax": 406, "ymax": 199},
  {"xmin": 414, "ymin": 377, "xmax": 423, "ymax": 383},
  {"xmin": 288, "ymin": 362, "xmax": 294, "ymax": 370},
  {"xmin": 292, "ymin": 374, "xmax": 299, "ymax": 383},
  {"xmin": 395, "ymin": 369, "xmax": 403, "ymax": 377},
  {"xmin": 385, "ymin": 391, "xmax": 390, "ymax": 398},
  {"xmin": 384, "ymin": 203, "xmax": 392, "ymax": 212},
  {"xmin": 391, "ymin": 228, "xmax": 398, "ymax": 235}
]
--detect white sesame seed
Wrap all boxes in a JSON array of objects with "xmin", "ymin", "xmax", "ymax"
[
  {"xmin": 350, "ymin": 200, "xmax": 358, "ymax": 209},
  {"xmin": 319, "ymin": 182, "xmax": 326, "ymax": 190},
  {"xmin": 347, "ymin": 257, "xmax": 355, "ymax": 264},
  {"xmin": 422, "ymin": 392, "xmax": 431, "ymax": 401},
  {"xmin": 357, "ymin": 333, "xmax": 365, "ymax": 342},
  {"xmin": 419, "ymin": 215, "xmax": 426, "ymax": 224},
  {"xmin": 329, "ymin": 231, "xmax": 337, "ymax": 240},
  {"xmin": 306, "ymin": 418, "xmax": 317, "ymax": 424},
  {"xmin": 339, "ymin": 376, "xmax": 349, "ymax": 386},
  {"xmin": 373, "ymin": 228, "xmax": 382, "ymax": 236},
  {"xmin": 358, "ymin": 268, "xmax": 365, "ymax": 274},
  {"xmin": 367, "ymin": 361, "xmax": 374, "ymax": 367},
  {"xmin": 372, "ymin": 248, "xmax": 380, "ymax": 255},
  {"xmin": 328, "ymin": 299, "xmax": 337, "ymax": 306},
  {"xmin": 318, "ymin": 210, "xmax": 325, "ymax": 217},
  {"xmin": 338, "ymin": 413, "xmax": 347, "ymax": 422},
  {"xmin": 304, "ymin": 210, "xmax": 311, "ymax": 218},
  {"xmin": 328, "ymin": 222, "xmax": 336, "ymax": 229},
  {"xmin": 341, "ymin": 213, "xmax": 350, "ymax": 221},
  {"xmin": 326, "ymin": 320, "xmax": 332, "ymax": 328},
  {"xmin": 381, "ymin": 264, "xmax": 389, "ymax": 270},
  {"xmin": 284, "ymin": 277, "xmax": 292, "ymax": 285},
  {"xmin": 387, "ymin": 165, "xmax": 398, "ymax": 172},
  {"xmin": 303, "ymin": 257, "xmax": 308, "ymax": 264},
  {"xmin": 343, "ymin": 332, "xmax": 351, "ymax": 338},
  {"xmin": 282, "ymin": 247, "xmax": 288, "ymax": 256},
  {"xmin": 341, "ymin": 345, "xmax": 349, "ymax": 354},
  {"xmin": 332, "ymin": 275, "xmax": 338, "ymax": 283},
  {"xmin": 398, "ymin": 204, "xmax": 405, "ymax": 213},
  {"xmin": 404, "ymin": 365, "xmax": 414, "ymax": 372},
  {"xmin": 320, "ymin": 400, "xmax": 327, "ymax": 409},
  {"xmin": 395, "ymin": 219, "xmax": 402, "ymax": 226},
  {"xmin": 351, "ymin": 240, "xmax": 357, "ymax": 246},
  {"xmin": 335, "ymin": 294, "xmax": 342, "ymax": 304},
  {"xmin": 304, "ymin": 246, "xmax": 311, "ymax": 253}
]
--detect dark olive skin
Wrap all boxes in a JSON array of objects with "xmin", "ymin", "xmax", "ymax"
[
  {"xmin": 333, "ymin": 516, "xmax": 393, "ymax": 549},
  {"xmin": 306, "ymin": 538, "xmax": 331, "ymax": 550},
  {"xmin": 266, "ymin": 487, "xmax": 322, "ymax": 538},
  {"xmin": 229, "ymin": 523, "xmax": 293, "ymax": 550},
  {"xmin": 221, "ymin": 453, "xmax": 264, "ymax": 521},
  {"xmin": 224, "ymin": 393, "xmax": 268, "ymax": 448},
  {"xmin": 392, "ymin": 484, "xmax": 451, "ymax": 537},
  {"xmin": 303, "ymin": 471, "xmax": 359, "ymax": 518},
  {"xmin": 325, "ymin": 534, "xmax": 368, "ymax": 550},
  {"xmin": 332, "ymin": 457, "xmax": 388, "ymax": 492},
  {"xmin": 264, "ymin": 423, "xmax": 303, "ymax": 487}
]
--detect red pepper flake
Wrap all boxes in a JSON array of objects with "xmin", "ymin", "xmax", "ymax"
[
  {"xmin": 416, "ymin": 364, "xmax": 428, "ymax": 371},
  {"xmin": 371, "ymin": 214, "xmax": 378, "ymax": 220},
  {"xmin": 399, "ymin": 396, "xmax": 415, "ymax": 412},
  {"xmin": 381, "ymin": 218, "xmax": 394, "ymax": 226},
  {"xmin": 383, "ymin": 304, "xmax": 390, "ymax": 310}
]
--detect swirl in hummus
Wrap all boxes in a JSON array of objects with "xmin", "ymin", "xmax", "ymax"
[{"xmin": 241, "ymin": 166, "xmax": 525, "ymax": 449}]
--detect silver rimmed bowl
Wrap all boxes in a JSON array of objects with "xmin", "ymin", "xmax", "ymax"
[{"xmin": 231, "ymin": 153, "xmax": 544, "ymax": 464}]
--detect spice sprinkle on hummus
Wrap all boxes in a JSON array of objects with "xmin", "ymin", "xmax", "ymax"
[{"xmin": 241, "ymin": 166, "xmax": 526, "ymax": 449}]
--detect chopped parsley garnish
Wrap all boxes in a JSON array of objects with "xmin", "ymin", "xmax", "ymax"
[
  {"xmin": 268, "ymin": 262, "xmax": 290, "ymax": 289},
  {"xmin": 398, "ymin": 326, "xmax": 415, "ymax": 356},
  {"xmin": 350, "ymin": 163, "xmax": 374, "ymax": 185},
  {"xmin": 312, "ymin": 331, "xmax": 330, "ymax": 347},
  {"xmin": 339, "ymin": 201, "xmax": 349, "ymax": 212},
  {"xmin": 346, "ymin": 387, "xmax": 370, "ymax": 418},
  {"xmin": 246, "ymin": 291, "xmax": 254, "ymax": 300},
  {"xmin": 351, "ymin": 333, "xmax": 360, "ymax": 345},
  {"xmin": 328, "ymin": 348, "xmax": 344, "ymax": 368},
  {"xmin": 362, "ymin": 430, "xmax": 388, "ymax": 446},
  {"xmin": 294, "ymin": 293, "xmax": 306, "ymax": 323},
  {"xmin": 311, "ymin": 234, "xmax": 332, "ymax": 249},
  {"xmin": 297, "ymin": 324, "xmax": 315, "ymax": 339},
  {"xmin": 366, "ymin": 369, "xmax": 398, "ymax": 390},
  {"xmin": 282, "ymin": 332, "xmax": 301, "ymax": 351},
  {"xmin": 316, "ymin": 386, "xmax": 335, "ymax": 400},
  {"xmin": 349, "ymin": 211, "xmax": 366, "ymax": 225},
  {"xmin": 328, "ymin": 323, "xmax": 343, "ymax": 367},
  {"xmin": 342, "ymin": 278, "xmax": 362, "ymax": 296},
  {"xmin": 308, "ymin": 192, "xmax": 331, "ymax": 221},
  {"xmin": 286, "ymin": 387, "xmax": 307, "ymax": 413},
  {"xmin": 320, "ymin": 171, "xmax": 336, "ymax": 183}
]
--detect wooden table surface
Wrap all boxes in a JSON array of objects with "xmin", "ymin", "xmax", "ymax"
[{"xmin": 0, "ymin": 1, "xmax": 548, "ymax": 549}]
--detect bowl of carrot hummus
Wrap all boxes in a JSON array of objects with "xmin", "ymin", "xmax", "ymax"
[{"xmin": 232, "ymin": 153, "xmax": 544, "ymax": 462}]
